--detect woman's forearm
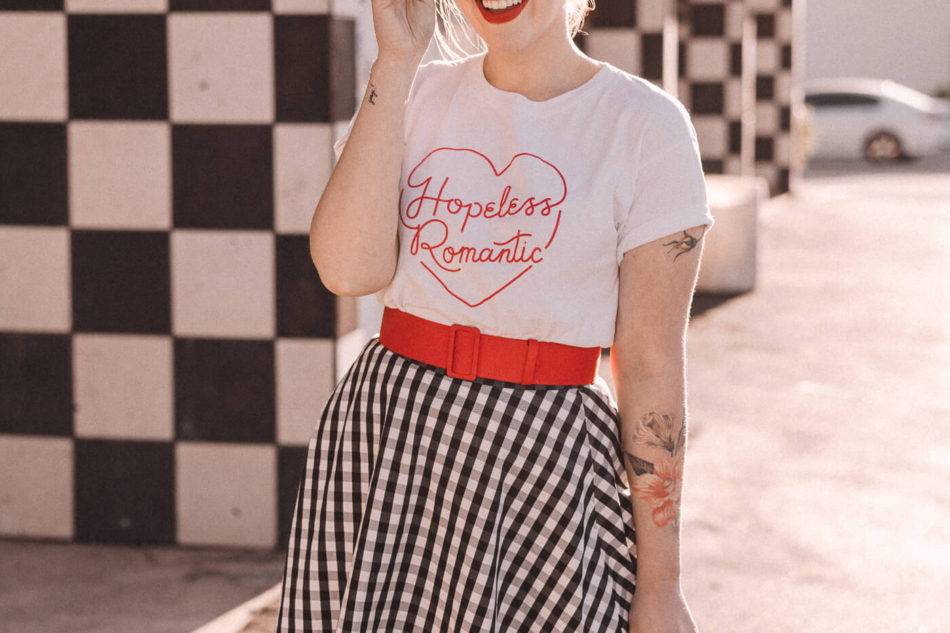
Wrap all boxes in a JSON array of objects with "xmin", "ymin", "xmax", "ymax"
[
  {"xmin": 615, "ymin": 367, "xmax": 689, "ymax": 587},
  {"xmin": 310, "ymin": 56, "xmax": 418, "ymax": 297}
]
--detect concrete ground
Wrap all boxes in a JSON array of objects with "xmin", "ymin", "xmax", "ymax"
[
  {"xmin": 0, "ymin": 541, "xmax": 285, "ymax": 633},
  {"xmin": 679, "ymin": 152, "xmax": 950, "ymax": 633},
  {"xmin": 2, "ymin": 152, "xmax": 948, "ymax": 633}
]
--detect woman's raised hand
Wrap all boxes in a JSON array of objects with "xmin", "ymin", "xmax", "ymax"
[{"xmin": 372, "ymin": 0, "xmax": 437, "ymax": 65}]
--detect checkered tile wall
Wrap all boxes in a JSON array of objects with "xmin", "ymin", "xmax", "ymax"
[
  {"xmin": 1, "ymin": 0, "xmax": 802, "ymax": 549},
  {"xmin": 0, "ymin": 0, "xmax": 358, "ymax": 549},
  {"xmin": 582, "ymin": 0, "xmax": 801, "ymax": 196}
]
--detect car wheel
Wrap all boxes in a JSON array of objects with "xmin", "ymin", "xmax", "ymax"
[{"xmin": 864, "ymin": 131, "xmax": 903, "ymax": 162}]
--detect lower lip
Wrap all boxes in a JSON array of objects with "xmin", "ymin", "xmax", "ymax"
[{"xmin": 475, "ymin": 0, "xmax": 529, "ymax": 24}]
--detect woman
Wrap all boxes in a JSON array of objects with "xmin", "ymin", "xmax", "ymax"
[{"xmin": 277, "ymin": 0, "xmax": 713, "ymax": 631}]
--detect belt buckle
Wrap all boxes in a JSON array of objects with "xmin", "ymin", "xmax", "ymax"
[{"xmin": 446, "ymin": 323, "xmax": 480, "ymax": 380}]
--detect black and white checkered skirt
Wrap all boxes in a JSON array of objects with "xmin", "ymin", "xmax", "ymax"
[{"xmin": 276, "ymin": 336, "xmax": 638, "ymax": 632}]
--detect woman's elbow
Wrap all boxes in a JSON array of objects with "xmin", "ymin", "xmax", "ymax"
[{"xmin": 311, "ymin": 251, "xmax": 393, "ymax": 297}]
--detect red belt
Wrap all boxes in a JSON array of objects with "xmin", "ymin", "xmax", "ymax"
[{"xmin": 378, "ymin": 307, "xmax": 601, "ymax": 386}]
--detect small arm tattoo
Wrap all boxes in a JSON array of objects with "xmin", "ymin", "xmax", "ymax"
[
  {"xmin": 623, "ymin": 411, "xmax": 686, "ymax": 529},
  {"xmin": 662, "ymin": 225, "xmax": 706, "ymax": 261},
  {"xmin": 368, "ymin": 83, "xmax": 378, "ymax": 105}
]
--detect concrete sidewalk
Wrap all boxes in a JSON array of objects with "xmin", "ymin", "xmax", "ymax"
[
  {"xmin": 680, "ymin": 158, "xmax": 950, "ymax": 632},
  {"xmin": 3, "ymin": 156, "xmax": 948, "ymax": 633}
]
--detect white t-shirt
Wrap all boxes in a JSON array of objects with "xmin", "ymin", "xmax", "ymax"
[{"xmin": 333, "ymin": 52, "xmax": 715, "ymax": 349}]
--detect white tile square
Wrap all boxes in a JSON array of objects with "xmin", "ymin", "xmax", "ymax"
[
  {"xmin": 0, "ymin": 436, "xmax": 73, "ymax": 539},
  {"xmin": 0, "ymin": 13, "xmax": 67, "ymax": 121},
  {"xmin": 687, "ymin": 40, "xmax": 728, "ymax": 80},
  {"xmin": 176, "ymin": 442, "xmax": 277, "ymax": 548},
  {"xmin": 272, "ymin": 0, "xmax": 329, "ymax": 13},
  {"xmin": 756, "ymin": 102, "xmax": 778, "ymax": 133},
  {"xmin": 65, "ymin": 0, "xmax": 167, "ymax": 12},
  {"xmin": 777, "ymin": 8, "xmax": 793, "ymax": 42},
  {"xmin": 745, "ymin": 0, "xmax": 780, "ymax": 11},
  {"xmin": 724, "ymin": 154, "xmax": 743, "ymax": 175},
  {"xmin": 73, "ymin": 334, "xmax": 174, "ymax": 441},
  {"xmin": 171, "ymin": 229, "xmax": 275, "ymax": 339},
  {"xmin": 693, "ymin": 117, "xmax": 728, "ymax": 157},
  {"xmin": 68, "ymin": 121, "xmax": 171, "ymax": 230},
  {"xmin": 725, "ymin": 77, "xmax": 745, "ymax": 117},
  {"xmin": 274, "ymin": 123, "xmax": 334, "ymax": 235},
  {"xmin": 775, "ymin": 132, "xmax": 791, "ymax": 166},
  {"xmin": 275, "ymin": 338, "xmax": 335, "ymax": 445},
  {"xmin": 586, "ymin": 30, "xmax": 640, "ymax": 76},
  {"xmin": 756, "ymin": 40, "xmax": 778, "ymax": 73},
  {"xmin": 0, "ymin": 227, "xmax": 71, "ymax": 333},
  {"xmin": 725, "ymin": 2, "xmax": 746, "ymax": 40},
  {"xmin": 168, "ymin": 13, "xmax": 274, "ymax": 124},
  {"xmin": 637, "ymin": 0, "xmax": 666, "ymax": 32}
]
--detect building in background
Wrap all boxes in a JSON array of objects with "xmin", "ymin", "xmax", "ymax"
[
  {"xmin": 0, "ymin": 0, "xmax": 802, "ymax": 549},
  {"xmin": 804, "ymin": 0, "xmax": 950, "ymax": 97}
]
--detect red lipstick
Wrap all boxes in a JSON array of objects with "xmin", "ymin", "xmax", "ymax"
[{"xmin": 475, "ymin": 0, "xmax": 529, "ymax": 24}]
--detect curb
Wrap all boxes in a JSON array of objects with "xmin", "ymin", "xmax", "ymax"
[{"xmin": 190, "ymin": 583, "xmax": 281, "ymax": 633}]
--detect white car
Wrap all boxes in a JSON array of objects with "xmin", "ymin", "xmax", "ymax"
[{"xmin": 803, "ymin": 77, "xmax": 950, "ymax": 162}]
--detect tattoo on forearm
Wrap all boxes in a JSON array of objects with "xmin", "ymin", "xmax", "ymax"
[
  {"xmin": 623, "ymin": 411, "xmax": 686, "ymax": 529},
  {"xmin": 369, "ymin": 83, "xmax": 378, "ymax": 105},
  {"xmin": 662, "ymin": 226, "xmax": 705, "ymax": 261}
]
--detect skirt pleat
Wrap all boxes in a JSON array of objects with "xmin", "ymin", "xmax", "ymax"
[{"xmin": 277, "ymin": 336, "xmax": 638, "ymax": 632}]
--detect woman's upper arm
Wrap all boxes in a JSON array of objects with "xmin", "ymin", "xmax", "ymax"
[{"xmin": 613, "ymin": 226, "xmax": 707, "ymax": 377}]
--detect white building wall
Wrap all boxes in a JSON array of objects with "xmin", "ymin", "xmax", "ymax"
[{"xmin": 805, "ymin": 0, "xmax": 950, "ymax": 95}]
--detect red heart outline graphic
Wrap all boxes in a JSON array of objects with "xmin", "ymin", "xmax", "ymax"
[{"xmin": 398, "ymin": 147, "xmax": 567, "ymax": 307}]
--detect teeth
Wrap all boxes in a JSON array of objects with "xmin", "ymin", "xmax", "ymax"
[{"xmin": 483, "ymin": 0, "xmax": 522, "ymax": 9}]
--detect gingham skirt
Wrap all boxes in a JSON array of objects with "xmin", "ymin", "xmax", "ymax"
[{"xmin": 276, "ymin": 336, "xmax": 638, "ymax": 632}]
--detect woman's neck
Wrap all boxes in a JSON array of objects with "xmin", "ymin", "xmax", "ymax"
[{"xmin": 481, "ymin": 27, "xmax": 602, "ymax": 103}]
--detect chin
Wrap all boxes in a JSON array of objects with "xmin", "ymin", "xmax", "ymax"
[{"xmin": 459, "ymin": 0, "xmax": 554, "ymax": 52}]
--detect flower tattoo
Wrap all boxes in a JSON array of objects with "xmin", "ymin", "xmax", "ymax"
[{"xmin": 623, "ymin": 411, "xmax": 686, "ymax": 529}]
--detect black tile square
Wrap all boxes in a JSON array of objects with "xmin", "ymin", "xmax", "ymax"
[
  {"xmin": 171, "ymin": 125, "xmax": 273, "ymax": 230},
  {"xmin": 781, "ymin": 44, "xmax": 792, "ymax": 70},
  {"xmin": 778, "ymin": 168, "xmax": 790, "ymax": 194},
  {"xmin": 678, "ymin": 41, "xmax": 686, "ymax": 78},
  {"xmin": 756, "ymin": 74, "xmax": 775, "ymax": 101},
  {"xmin": 756, "ymin": 13, "xmax": 775, "ymax": 39},
  {"xmin": 691, "ymin": 82, "xmax": 724, "ymax": 115},
  {"xmin": 169, "ymin": 0, "xmax": 270, "ymax": 9},
  {"xmin": 275, "ymin": 16, "xmax": 356, "ymax": 123},
  {"xmin": 755, "ymin": 136, "xmax": 774, "ymax": 162},
  {"xmin": 67, "ymin": 15, "xmax": 168, "ymax": 121},
  {"xmin": 589, "ymin": 0, "xmax": 636, "ymax": 28},
  {"xmin": 780, "ymin": 106, "xmax": 791, "ymax": 131},
  {"xmin": 730, "ymin": 42, "xmax": 742, "ymax": 77},
  {"xmin": 174, "ymin": 338, "xmax": 275, "ymax": 443},
  {"xmin": 0, "ymin": 0, "xmax": 62, "ymax": 8},
  {"xmin": 75, "ymin": 439, "xmax": 175, "ymax": 544},
  {"xmin": 276, "ymin": 234, "xmax": 336, "ymax": 338},
  {"xmin": 71, "ymin": 230, "xmax": 171, "ymax": 334},
  {"xmin": 641, "ymin": 33, "xmax": 663, "ymax": 80},
  {"xmin": 729, "ymin": 120, "xmax": 742, "ymax": 154},
  {"xmin": 701, "ymin": 159, "xmax": 724, "ymax": 174},
  {"xmin": 277, "ymin": 445, "xmax": 309, "ymax": 549},
  {"xmin": 0, "ymin": 333, "xmax": 72, "ymax": 436},
  {"xmin": 691, "ymin": 4, "xmax": 725, "ymax": 37},
  {"xmin": 329, "ymin": 18, "xmax": 357, "ymax": 122},
  {"xmin": 0, "ymin": 123, "xmax": 67, "ymax": 226}
]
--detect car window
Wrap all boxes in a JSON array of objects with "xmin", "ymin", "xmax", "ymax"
[{"xmin": 805, "ymin": 92, "xmax": 881, "ymax": 107}]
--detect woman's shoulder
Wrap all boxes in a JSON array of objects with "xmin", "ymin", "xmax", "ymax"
[{"xmin": 596, "ymin": 63, "xmax": 699, "ymax": 149}]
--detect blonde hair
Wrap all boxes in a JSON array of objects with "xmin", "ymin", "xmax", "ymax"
[{"xmin": 432, "ymin": 0, "xmax": 596, "ymax": 61}]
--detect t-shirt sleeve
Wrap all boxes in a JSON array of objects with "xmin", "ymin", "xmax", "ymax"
[{"xmin": 616, "ymin": 102, "xmax": 715, "ymax": 264}]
